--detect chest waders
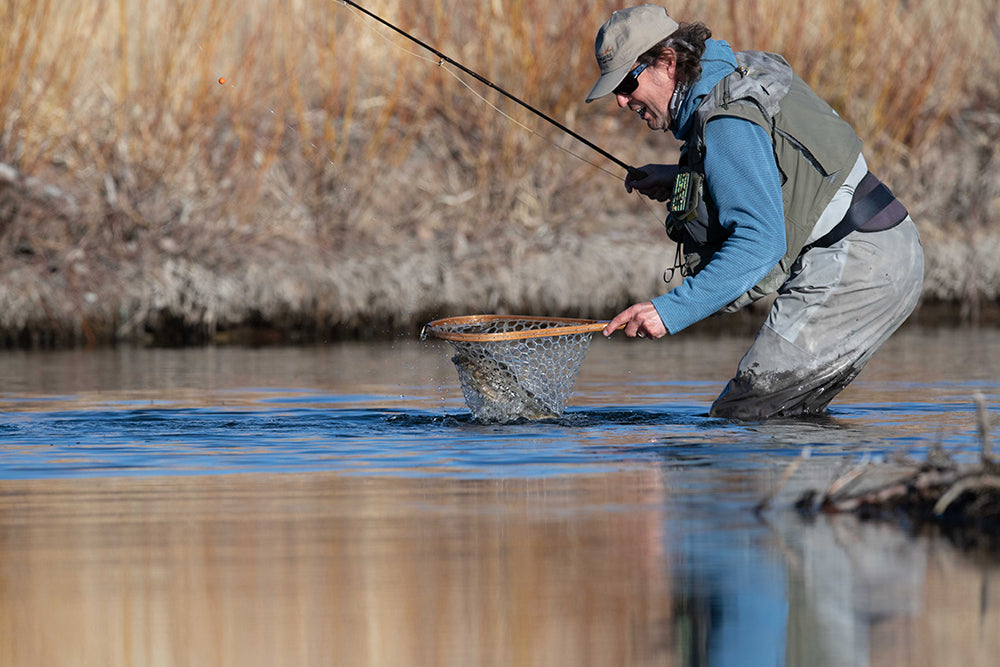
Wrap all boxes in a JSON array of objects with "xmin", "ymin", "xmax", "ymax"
[{"xmin": 665, "ymin": 51, "xmax": 908, "ymax": 313}]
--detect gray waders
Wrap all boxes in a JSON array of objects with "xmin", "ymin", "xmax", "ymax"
[{"xmin": 709, "ymin": 217, "xmax": 923, "ymax": 419}]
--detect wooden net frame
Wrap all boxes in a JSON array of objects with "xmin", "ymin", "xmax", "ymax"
[{"xmin": 421, "ymin": 314, "xmax": 608, "ymax": 342}]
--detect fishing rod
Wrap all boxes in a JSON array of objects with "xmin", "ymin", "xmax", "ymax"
[{"xmin": 338, "ymin": 0, "xmax": 646, "ymax": 180}]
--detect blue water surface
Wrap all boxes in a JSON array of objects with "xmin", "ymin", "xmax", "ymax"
[{"xmin": 1, "ymin": 383, "xmax": 995, "ymax": 481}]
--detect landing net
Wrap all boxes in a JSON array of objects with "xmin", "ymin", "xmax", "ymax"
[{"xmin": 421, "ymin": 315, "xmax": 606, "ymax": 423}]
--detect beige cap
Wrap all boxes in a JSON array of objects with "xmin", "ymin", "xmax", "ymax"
[{"xmin": 585, "ymin": 5, "xmax": 678, "ymax": 102}]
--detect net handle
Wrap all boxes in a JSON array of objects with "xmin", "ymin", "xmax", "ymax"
[{"xmin": 422, "ymin": 315, "xmax": 622, "ymax": 342}]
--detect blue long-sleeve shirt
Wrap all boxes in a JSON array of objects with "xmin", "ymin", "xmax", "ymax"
[{"xmin": 650, "ymin": 40, "xmax": 786, "ymax": 334}]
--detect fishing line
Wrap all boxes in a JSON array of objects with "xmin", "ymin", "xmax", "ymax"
[
  {"xmin": 335, "ymin": 0, "xmax": 646, "ymax": 182},
  {"xmin": 337, "ymin": 0, "xmax": 618, "ymax": 178},
  {"xmin": 436, "ymin": 63, "xmax": 622, "ymax": 182},
  {"xmin": 337, "ymin": 0, "xmax": 620, "ymax": 180},
  {"xmin": 337, "ymin": 0, "xmax": 666, "ymax": 224},
  {"xmin": 426, "ymin": 62, "xmax": 665, "ymax": 217}
]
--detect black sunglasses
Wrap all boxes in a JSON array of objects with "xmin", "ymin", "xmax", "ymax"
[{"xmin": 613, "ymin": 63, "xmax": 649, "ymax": 96}]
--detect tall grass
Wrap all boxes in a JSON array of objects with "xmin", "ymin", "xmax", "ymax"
[{"xmin": 1, "ymin": 0, "xmax": 998, "ymax": 345}]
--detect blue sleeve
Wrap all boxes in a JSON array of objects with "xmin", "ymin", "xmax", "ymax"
[{"xmin": 651, "ymin": 116, "xmax": 785, "ymax": 333}]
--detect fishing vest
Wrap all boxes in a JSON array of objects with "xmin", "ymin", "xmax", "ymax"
[{"xmin": 667, "ymin": 50, "xmax": 863, "ymax": 312}]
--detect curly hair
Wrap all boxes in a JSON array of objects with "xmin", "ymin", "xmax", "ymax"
[{"xmin": 636, "ymin": 22, "xmax": 712, "ymax": 86}]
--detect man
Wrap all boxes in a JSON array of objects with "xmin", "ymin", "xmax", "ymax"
[{"xmin": 589, "ymin": 5, "xmax": 924, "ymax": 419}]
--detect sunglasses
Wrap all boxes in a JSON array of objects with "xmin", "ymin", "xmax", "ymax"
[{"xmin": 613, "ymin": 63, "xmax": 649, "ymax": 96}]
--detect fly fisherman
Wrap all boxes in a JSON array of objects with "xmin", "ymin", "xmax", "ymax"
[{"xmin": 591, "ymin": 5, "xmax": 924, "ymax": 419}]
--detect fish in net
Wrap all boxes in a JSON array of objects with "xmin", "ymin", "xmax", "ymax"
[{"xmin": 421, "ymin": 315, "xmax": 608, "ymax": 423}]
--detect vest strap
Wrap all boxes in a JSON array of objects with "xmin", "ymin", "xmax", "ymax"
[{"xmin": 804, "ymin": 171, "xmax": 908, "ymax": 251}]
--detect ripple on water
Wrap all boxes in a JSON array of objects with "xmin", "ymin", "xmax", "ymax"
[{"xmin": 0, "ymin": 391, "xmax": 995, "ymax": 482}]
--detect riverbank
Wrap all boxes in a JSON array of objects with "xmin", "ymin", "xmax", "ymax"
[
  {"xmin": 1, "ymin": 161, "xmax": 997, "ymax": 349},
  {"xmin": 1, "ymin": 113, "xmax": 999, "ymax": 347}
]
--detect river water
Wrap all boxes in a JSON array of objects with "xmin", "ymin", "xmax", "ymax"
[{"xmin": 1, "ymin": 326, "xmax": 999, "ymax": 665}]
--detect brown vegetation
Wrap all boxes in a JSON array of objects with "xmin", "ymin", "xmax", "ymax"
[{"xmin": 1, "ymin": 0, "xmax": 998, "ymax": 346}]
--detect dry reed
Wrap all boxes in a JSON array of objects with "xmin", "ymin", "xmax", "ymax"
[{"xmin": 1, "ymin": 0, "xmax": 998, "ymax": 345}]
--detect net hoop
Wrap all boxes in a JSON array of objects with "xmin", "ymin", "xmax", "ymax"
[{"xmin": 422, "ymin": 314, "xmax": 609, "ymax": 343}]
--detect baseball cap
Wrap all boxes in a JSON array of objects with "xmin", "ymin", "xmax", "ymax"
[{"xmin": 585, "ymin": 5, "xmax": 679, "ymax": 102}]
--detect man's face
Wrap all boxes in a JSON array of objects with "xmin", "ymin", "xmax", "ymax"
[{"xmin": 614, "ymin": 54, "xmax": 677, "ymax": 132}]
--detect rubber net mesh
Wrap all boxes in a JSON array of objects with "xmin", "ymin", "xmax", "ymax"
[{"xmin": 424, "ymin": 316, "xmax": 597, "ymax": 423}]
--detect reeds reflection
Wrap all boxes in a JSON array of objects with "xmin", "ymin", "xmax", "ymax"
[{"xmin": 0, "ymin": 470, "xmax": 674, "ymax": 666}]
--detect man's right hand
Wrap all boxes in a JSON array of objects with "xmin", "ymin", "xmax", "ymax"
[
  {"xmin": 603, "ymin": 302, "xmax": 667, "ymax": 339},
  {"xmin": 625, "ymin": 163, "xmax": 681, "ymax": 201}
]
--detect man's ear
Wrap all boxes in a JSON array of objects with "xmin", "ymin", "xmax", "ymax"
[{"xmin": 663, "ymin": 48, "xmax": 678, "ymax": 77}]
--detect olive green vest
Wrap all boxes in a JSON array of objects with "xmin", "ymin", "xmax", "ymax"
[{"xmin": 674, "ymin": 51, "xmax": 862, "ymax": 312}]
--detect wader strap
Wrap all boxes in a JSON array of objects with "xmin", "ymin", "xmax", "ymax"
[{"xmin": 804, "ymin": 171, "xmax": 908, "ymax": 251}]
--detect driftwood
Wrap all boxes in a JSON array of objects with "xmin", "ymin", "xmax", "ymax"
[{"xmin": 766, "ymin": 395, "xmax": 1000, "ymax": 550}]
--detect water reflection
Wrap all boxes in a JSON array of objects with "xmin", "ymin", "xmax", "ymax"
[
  {"xmin": 778, "ymin": 515, "xmax": 1000, "ymax": 665},
  {"xmin": 3, "ymin": 469, "xmax": 999, "ymax": 666},
  {"xmin": 1, "ymin": 471, "xmax": 674, "ymax": 666}
]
